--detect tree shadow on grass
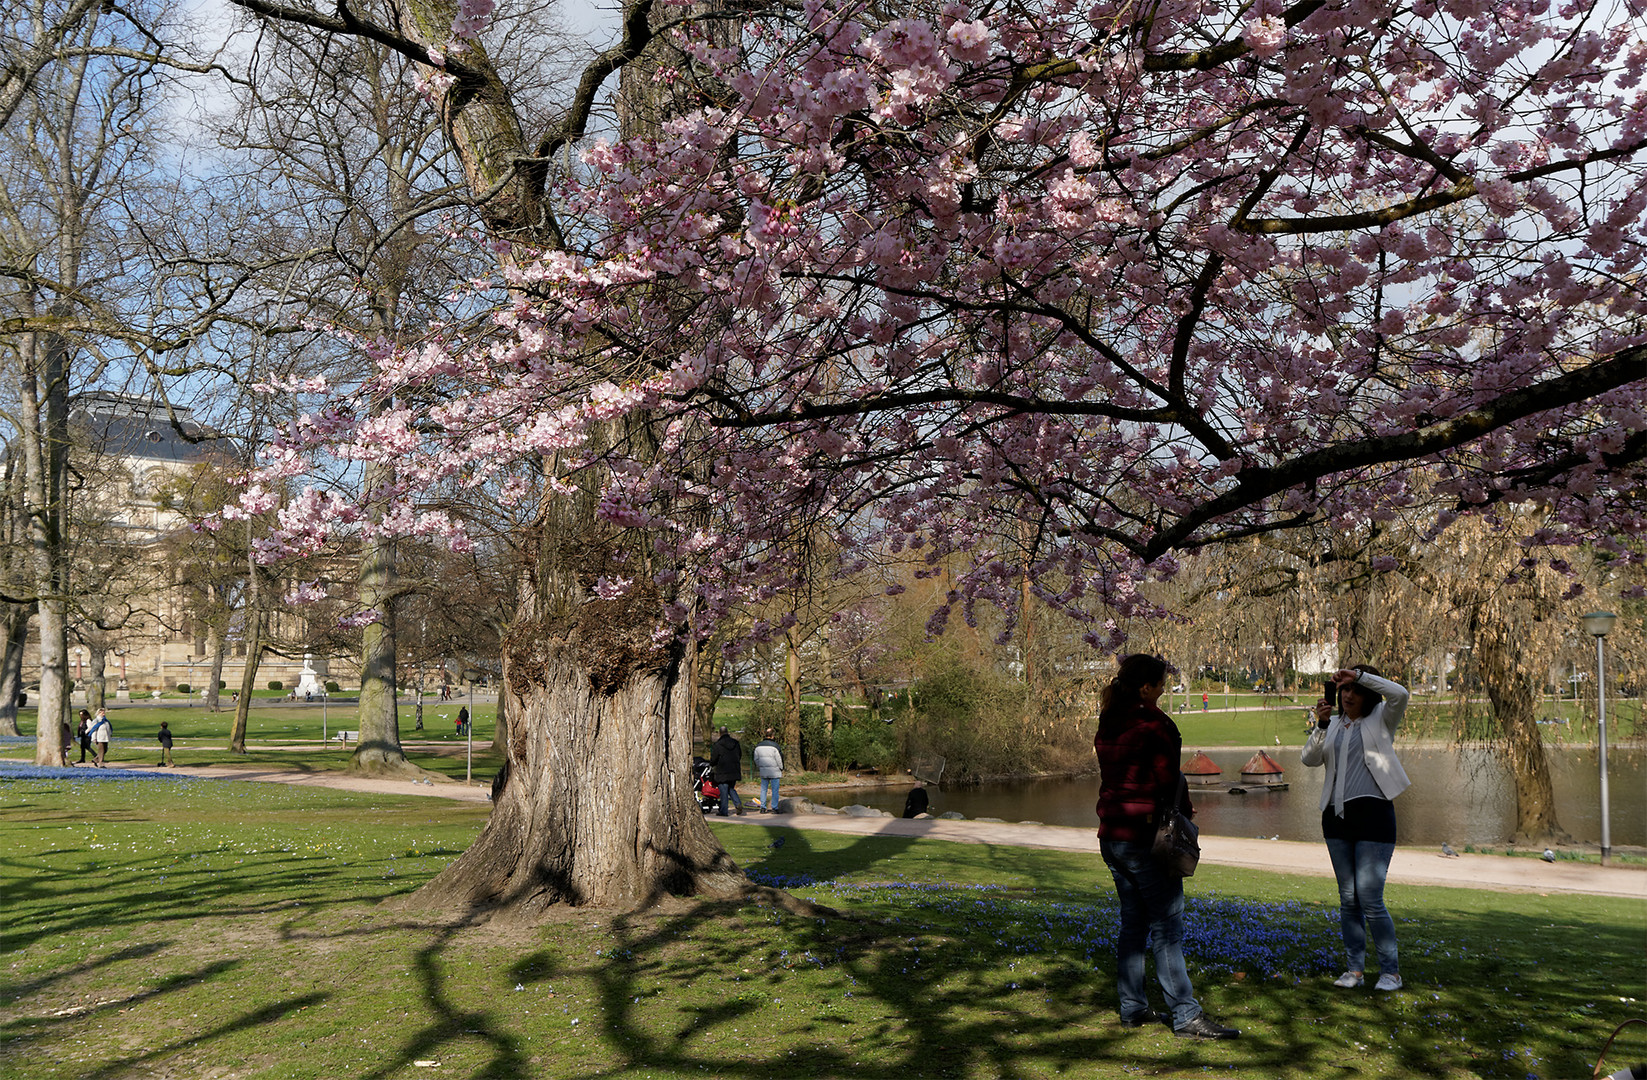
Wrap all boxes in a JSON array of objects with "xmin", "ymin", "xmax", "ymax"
[
  {"xmin": 70, "ymin": 990, "xmax": 331, "ymax": 1080},
  {"xmin": 736, "ymin": 819, "xmax": 921, "ymax": 887},
  {"xmin": 0, "ymin": 942, "xmax": 168, "ymax": 1002},
  {"xmin": 543, "ymin": 883, "xmax": 1638, "ymax": 1078},
  {"xmin": 354, "ymin": 921, "xmax": 535, "ymax": 1080},
  {"xmin": 6, "ymin": 775, "xmax": 1638, "ymax": 1079},
  {"xmin": 0, "ymin": 956, "xmax": 333, "ymax": 1080}
]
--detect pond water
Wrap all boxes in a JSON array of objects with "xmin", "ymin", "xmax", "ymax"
[{"xmin": 810, "ymin": 747, "xmax": 1646, "ymax": 847}]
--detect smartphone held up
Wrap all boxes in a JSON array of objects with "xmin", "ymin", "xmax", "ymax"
[{"xmin": 1319, "ymin": 680, "xmax": 1337, "ymax": 729}]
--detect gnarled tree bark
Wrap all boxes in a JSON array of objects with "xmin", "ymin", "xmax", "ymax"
[{"xmin": 1471, "ymin": 609, "xmax": 1568, "ymax": 844}]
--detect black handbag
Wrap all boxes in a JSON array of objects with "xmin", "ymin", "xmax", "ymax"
[{"xmin": 1151, "ymin": 773, "xmax": 1200, "ymax": 877}]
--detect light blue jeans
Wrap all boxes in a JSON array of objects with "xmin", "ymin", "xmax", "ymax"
[
  {"xmin": 761, "ymin": 776, "xmax": 780, "ymax": 810},
  {"xmin": 1101, "ymin": 838, "xmax": 1202, "ymax": 1028},
  {"xmin": 716, "ymin": 782, "xmax": 742, "ymax": 816},
  {"xmin": 1323, "ymin": 837, "xmax": 1399, "ymax": 975}
]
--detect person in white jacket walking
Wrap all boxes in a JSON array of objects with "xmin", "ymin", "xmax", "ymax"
[
  {"xmin": 1302, "ymin": 666, "xmax": 1411, "ymax": 993},
  {"xmin": 752, "ymin": 729, "xmax": 784, "ymax": 813}
]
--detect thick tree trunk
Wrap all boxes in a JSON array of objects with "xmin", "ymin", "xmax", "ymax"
[
  {"xmin": 205, "ymin": 626, "xmax": 225, "ymax": 711},
  {"xmin": 32, "ymin": 597, "xmax": 69, "ymax": 765},
  {"xmin": 488, "ymin": 687, "xmax": 507, "ymax": 750},
  {"xmin": 352, "ymin": 523, "xmax": 418, "ymax": 776},
  {"xmin": 0, "ymin": 604, "xmax": 25, "ymax": 736},
  {"xmin": 414, "ymin": 624, "xmax": 743, "ymax": 912},
  {"xmin": 230, "ymin": 634, "xmax": 263, "ymax": 754},
  {"xmin": 229, "ymin": 578, "xmax": 265, "ymax": 754},
  {"xmin": 23, "ymin": 326, "xmax": 72, "ymax": 767},
  {"xmin": 87, "ymin": 646, "xmax": 107, "ymax": 714},
  {"xmin": 783, "ymin": 622, "xmax": 803, "ymax": 760},
  {"xmin": 689, "ymin": 637, "xmax": 724, "ymax": 748},
  {"xmin": 1473, "ymin": 615, "xmax": 1567, "ymax": 843}
]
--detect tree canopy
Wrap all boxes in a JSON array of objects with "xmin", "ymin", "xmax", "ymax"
[{"xmin": 236, "ymin": 0, "xmax": 1646, "ymax": 649}]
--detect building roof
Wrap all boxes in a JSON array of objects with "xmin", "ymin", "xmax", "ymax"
[{"xmin": 70, "ymin": 393, "xmax": 231, "ymax": 466}]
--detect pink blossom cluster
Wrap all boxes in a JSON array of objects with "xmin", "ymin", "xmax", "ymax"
[
  {"xmin": 241, "ymin": 0, "xmax": 1646, "ymax": 649},
  {"xmin": 449, "ymin": 0, "xmax": 494, "ymax": 40}
]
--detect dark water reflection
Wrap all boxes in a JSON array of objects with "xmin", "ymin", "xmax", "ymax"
[{"xmin": 811, "ymin": 747, "xmax": 1645, "ymax": 847}]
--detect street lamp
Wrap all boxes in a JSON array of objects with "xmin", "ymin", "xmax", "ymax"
[
  {"xmin": 1581, "ymin": 611, "xmax": 1617, "ymax": 866},
  {"xmin": 461, "ymin": 668, "xmax": 485, "ymax": 785}
]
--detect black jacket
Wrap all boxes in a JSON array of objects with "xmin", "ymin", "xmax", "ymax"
[{"xmin": 709, "ymin": 734, "xmax": 743, "ymax": 784}]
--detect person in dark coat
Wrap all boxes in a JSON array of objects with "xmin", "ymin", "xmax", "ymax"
[
  {"xmin": 77, "ymin": 710, "xmax": 92, "ymax": 763},
  {"xmin": 156, "ymin": 721, "xmax": 174, "ymax": 767},
  {"xmin": 902, "ymin": 784, "xmax": 929, "ymax": 818},
  {"xmin": 708, "ymin": 726, "xmax": 745, "ymax": 816},
  {"xmin": 1096, "ymin": 653, "xmax": 1237, "ymax": 1041}
]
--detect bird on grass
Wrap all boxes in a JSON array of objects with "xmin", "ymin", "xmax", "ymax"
[
  {"xmin": 1440, "ymin": 842, "xmax": 1459, "ymax": 858},
  {"xmin": 1541, "ymin": 848, "xmax": 1557, "ymax": 862}
]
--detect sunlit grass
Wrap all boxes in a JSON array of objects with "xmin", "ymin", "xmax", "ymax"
[{"xmin": 1, "ymin": 772, "xmax": 1639, "ymax": 1079}]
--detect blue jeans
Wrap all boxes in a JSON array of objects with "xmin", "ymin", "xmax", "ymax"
[
  {"xmin": 1100, "ymin": 838, "xmax": 1201, "ymax": 1028},
  {"xmin": 1323, "ymin": 837, "xmax": 1398, "ymax": 974},
  {"xmin": 717, "ymin": 782, "xmax": 742, "ymax": 816},
  {"xmin": 761, "ymin": 776, "xmax": 780, "ymax": 810}
]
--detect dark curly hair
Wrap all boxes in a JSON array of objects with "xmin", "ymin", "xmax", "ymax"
[
  {"xmin": 1339, "ymin": 664, "xmax": 1385, "ymax": 714},
  {"xmin": 1098, "ymin": 653, "xmax": 1169, "ymax": 730}
]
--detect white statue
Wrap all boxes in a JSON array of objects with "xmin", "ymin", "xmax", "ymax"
[{"xmin": 294, "ymin": 653, "xmax": 326, "ymax": 698}]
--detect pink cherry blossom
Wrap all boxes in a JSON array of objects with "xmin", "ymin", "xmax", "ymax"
[{"xmin": 233, "ymin": 0, "xmax": 1646, "ymax": 655}]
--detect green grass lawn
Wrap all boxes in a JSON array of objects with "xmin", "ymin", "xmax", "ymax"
[{"xmin": 1, "ymin": 772, "xmax": 1640, "ymax": 1079}]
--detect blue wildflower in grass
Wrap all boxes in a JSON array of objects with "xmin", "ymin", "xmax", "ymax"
[
  {"xmin": 785, "ymin": 881, "xmax": 1338, "ymax": 979},
  {"xmin": 0, "ymin": 762, "xmax": 200, "ymax": 784},
  {"xmin": 745, "ymin": 869, "xmax": 818, "ymax": 889}
]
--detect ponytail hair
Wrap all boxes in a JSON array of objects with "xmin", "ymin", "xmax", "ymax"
[{"xmin": 1099, "ymin": 653, "xmax": 1169, "ymax": 728}]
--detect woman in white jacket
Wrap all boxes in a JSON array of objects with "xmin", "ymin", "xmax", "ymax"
[{"xmin": 1302, "ymin": 666, "xmax": 1411, "ymax": 993}]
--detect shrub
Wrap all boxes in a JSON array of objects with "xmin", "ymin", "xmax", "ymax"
[
  {"xmin": 831, "ymin": 715, "xmax": 898, "ymax": 771},
  {"xmin": 175, "ymin": 683, "xmax": 191, "ymax": 694},
  {"xmin": 797, "ymin": 702, "xmax": 831, "ymax": 769},
  {"xmin": 324, "ymin": 681, "xmax": 341, "ymax": 693},
  {"xmin": 906, "ymin": 657, "xmax": 1041, "ymax": 782},
  {"xmin": 219, "ymin": 681, "xmax": 226, "ymax": 690},
  {"xmin": 268, "ymin": 681, "xmax": 283, "ymax": 691}
]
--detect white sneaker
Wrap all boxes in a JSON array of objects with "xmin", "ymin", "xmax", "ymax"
[
  {"xmin": 1374, "ymin": 973, "xmax": 1403, "ymax": 992},
  {"xmin": 1332, "ymin": 971, "xmax": 1364, "ymax": 988}
]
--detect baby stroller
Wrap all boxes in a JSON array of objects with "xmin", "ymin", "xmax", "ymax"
[{"xmin": 692, "ymin": 757, "xmax": 720, "ymax": 814}]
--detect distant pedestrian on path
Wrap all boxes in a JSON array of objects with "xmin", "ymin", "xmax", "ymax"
[
  {"xmin": 77, "ymin": 711, "xmax": 92, "ymax": 763},
  {"xmin": 156, "ymin": 722, "xmax": 174, "ymax": 767},
  {"xmin": 1201, "ymin": 692, "xmax": 1208, "ymax": 712},
  {"xmin": 1095, "ymin": 653, "xmax": 1238, "ymax": 1040},
  {"xmin": 1302, "ymin": 665, "xmax": 1411, "ymax": 993},
  {"xmin": 753, "ymin": 728, "xmax": 783, "ymax": 813},
  {"xmin": 60, "ymin": 716, "xmax": 72, "ymax": 762},
  {"xmin": 456, "ymin": 707, "xmax": 469, "ymax": 736},
  {"xmin": 88, "ymin": 707, "xmax": 111, "ymax": 767},
  {"xmin": 709, "ymin": 726, "xmax": 744, "ymax": 816}
]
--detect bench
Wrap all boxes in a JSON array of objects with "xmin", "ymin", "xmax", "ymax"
[{"xmin": 331, "ymin": 730, "xmax": 359, "ymax": 745}]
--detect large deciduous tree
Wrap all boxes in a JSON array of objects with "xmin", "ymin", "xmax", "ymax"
[{"xmin": 230, "ymin": 0, "xmax": 1646, "ymax": 910}]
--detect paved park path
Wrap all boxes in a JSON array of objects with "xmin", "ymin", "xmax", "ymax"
[{"xmin": 100, "ymin": 760, "xmax": 1644, "ymax": 901}]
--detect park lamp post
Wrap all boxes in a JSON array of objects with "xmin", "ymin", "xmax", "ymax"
[
  {"xmin": 462, "ymin": 668, "xmax": 484, "ymax": 785},
  {"xmin": 1581, "ymin": 611, "xmax": 1617, "ymax": 866}
]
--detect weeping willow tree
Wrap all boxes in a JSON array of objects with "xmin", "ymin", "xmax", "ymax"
[
  {"xmin": 1395, "ymin": 517, "xmax": 1647, "ymax": 843},
  {"xmin": 1155, "ymin": 511, "xmax": 1643, "ymax": 844}
]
